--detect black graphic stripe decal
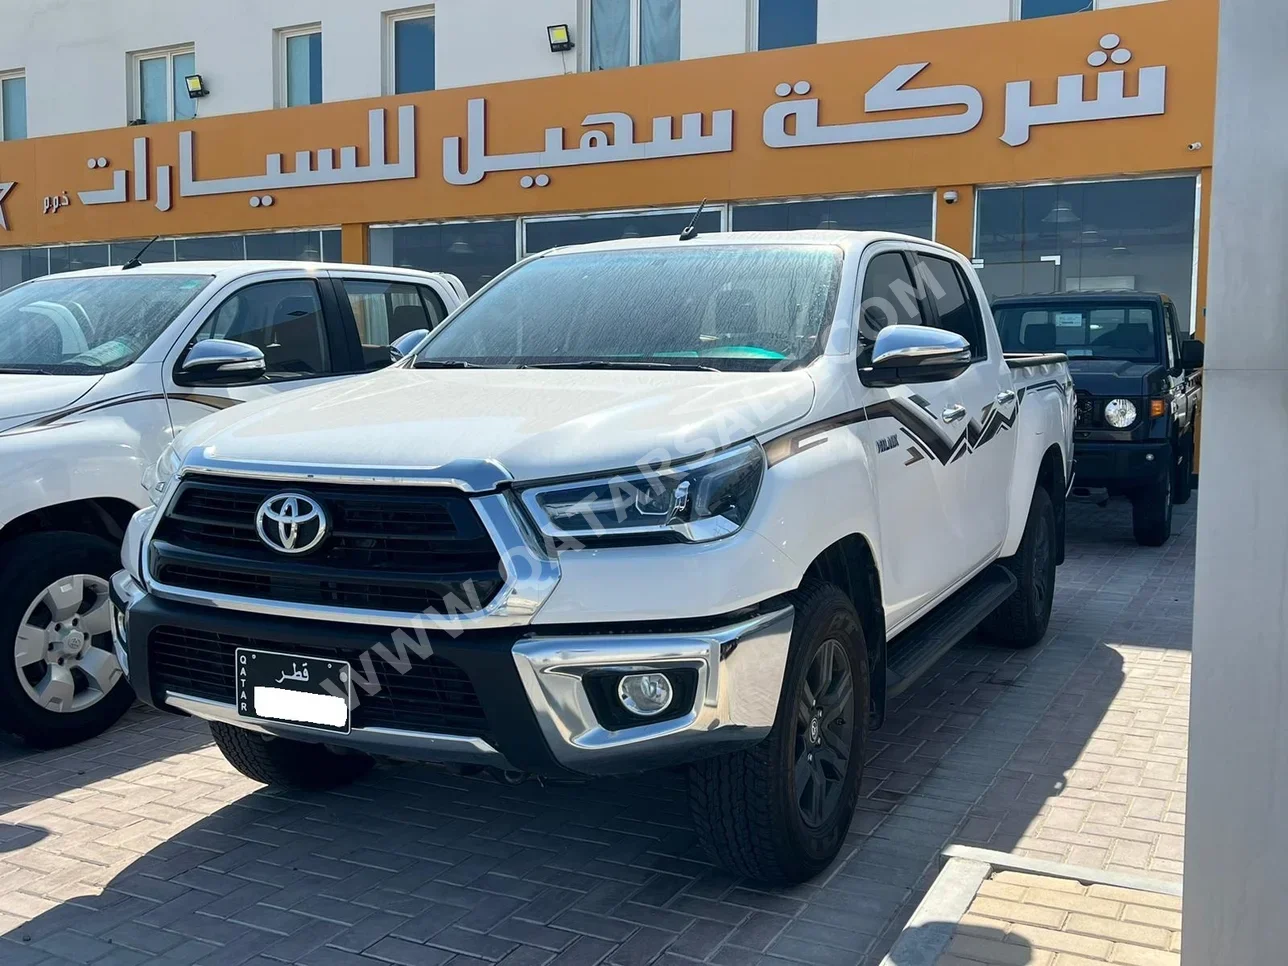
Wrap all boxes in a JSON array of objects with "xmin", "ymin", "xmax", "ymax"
[{"xmin": 0, "ymin": 392, "xmax": 240, "ymax": 438}]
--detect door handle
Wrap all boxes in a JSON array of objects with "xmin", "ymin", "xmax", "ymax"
[
  {"xmin": 941, "ymin": 404, "xmax": 967, "ymax": 424},
  {"xmin": 996, "ymin": 390, "xmax": 1017, "ymax": 405}
]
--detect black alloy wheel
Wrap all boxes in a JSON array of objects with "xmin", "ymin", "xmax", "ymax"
[{"xmin": 794, "ymin": 639, "xmax": 855, "ymax": 829}]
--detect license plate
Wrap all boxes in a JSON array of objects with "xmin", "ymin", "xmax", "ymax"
[{"xmin": 235, "ymin": 648, "xmax": 351, "ymax": 733}]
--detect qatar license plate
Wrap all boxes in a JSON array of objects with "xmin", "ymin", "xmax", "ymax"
[{"xmin": 235, "ymin": 648, "xmax": 351, "ymax": 734}]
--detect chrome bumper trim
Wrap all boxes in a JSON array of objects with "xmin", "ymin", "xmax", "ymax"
[
  {"xmin": 512, "ymin": 606, "xmax": 794, "ymax": 776},
  {"xmin": 109, "ymin": 570, "xmax": 147, "ymax": 677},
  {"xmin": 164, "ymin": 692, "xmax": 513, "ymax": 768}
]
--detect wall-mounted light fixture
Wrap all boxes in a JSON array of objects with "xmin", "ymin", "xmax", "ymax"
[
  {"xmin": 547, "ymin": 24, "xmax": 574, "ymax": 52},
  {"xmin": 184, "ymin": 74, "xmax": 209, "ymax": 98}
]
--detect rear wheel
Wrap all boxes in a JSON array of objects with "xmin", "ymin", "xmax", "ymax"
[
  {"xmin": 982, "ymin": 486, "xmax": 1056, "ymax": 649},
  {"xmin": 1132, "ymin": 466, "xmax": 1173, "ymax": 547},
  {"xmin": 0, "ymin": 532, "xmax": 135, "ymax": 748},
  {"xmin": 688, "ymin": 581, "xmax": 868, "ymax": 884},
  {"xmin": 209, "ymin": 722, "xmax": 374, "ymax": 789}
]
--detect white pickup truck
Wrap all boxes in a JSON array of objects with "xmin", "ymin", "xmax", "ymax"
[
  {"xmin": 114, "ymin": 231, "xmax": 1073, "ymax": 882},
  {"xmin": 0, "ymin": 260, "xmax": 463, "ymax": 748}
]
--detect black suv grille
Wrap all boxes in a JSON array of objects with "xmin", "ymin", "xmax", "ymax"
[
  {"xmin": 148, "ymin": 625, "xmax": 489, "ymax": 737},
  {"xmin": 151, "ymin": 477, "xmax": 506, "ymax": 614}
]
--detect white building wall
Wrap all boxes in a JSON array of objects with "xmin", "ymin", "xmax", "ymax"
[{"xmin": 0, "ymin": 0, "xmax": 1170, "ymax": 139}]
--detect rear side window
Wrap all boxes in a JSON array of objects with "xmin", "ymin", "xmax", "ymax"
[
  {"xmin": 341, "ymin": 279, "xmax": 448, "ymax": 371},
  {"xmin": 858, "ymin": 251, "xmax": 926, "ymax": 338},
  {"xmin": 914, "ymin": 254, "xmax": 987, "ymax": 360}
]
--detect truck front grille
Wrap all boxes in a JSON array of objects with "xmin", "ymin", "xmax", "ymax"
[
  {"xmin": 150, "ymin": 477, "xmax": 506, "ymax": 615},
  {"xmin": 148, "ymin": 625, "xmax": 490, "ymax": 737}
]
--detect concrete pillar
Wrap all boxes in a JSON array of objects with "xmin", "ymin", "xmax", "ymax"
[{"xmin": 1184, "ymin": 1, "xmax": 1288, "ymax": 963}]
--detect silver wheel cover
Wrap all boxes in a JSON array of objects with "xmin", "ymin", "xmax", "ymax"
[{"xmin": 14, "ymin": 574, "xmax": 121, "ymax": 713}]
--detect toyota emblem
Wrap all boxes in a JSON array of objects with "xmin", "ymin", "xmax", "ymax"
[{"xmin": 256, "ymin": 492, "xmax": 329, "ymax": 555}]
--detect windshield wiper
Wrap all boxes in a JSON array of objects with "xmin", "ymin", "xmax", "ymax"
[
  {"xmin": 519, "ymin": 360, "xmax": 721, "ymax": 372},
  {"xmin": 0, "ymin": 366, "xmax": 57, "ymax": 375},
  {"xmin": 413, "ymin": 359, "xmax": 492, "ymax": 369},
  {"xmin": 0, "ymin": 363, "xmax": 103, "ymax": 375}
]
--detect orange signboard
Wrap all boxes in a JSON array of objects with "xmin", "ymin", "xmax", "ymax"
[{"xmin": 0, "ymin": 0, "xmax": 1215, "ymax": 247}]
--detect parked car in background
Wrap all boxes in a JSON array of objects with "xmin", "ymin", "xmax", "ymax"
[
  {"xmin": 993, "ymin": 292, "xmax": 1203, "ymax": 546},
  {"xmin": 0, "ymin": 260, "xmax": 463, "ymax": 748},
  {"xmin": 114, "ymin": 231, "xmax": 1073, "ymax": 882}
]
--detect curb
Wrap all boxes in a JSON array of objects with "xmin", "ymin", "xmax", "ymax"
[{"xmin": 878, "ymin": 846, "xmax": 1182, "ymax": 966}]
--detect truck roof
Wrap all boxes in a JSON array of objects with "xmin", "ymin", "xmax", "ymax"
[
  {"xmin": 44, "ymin": 260, "xmax": 455, "ymax": 285},
  {"xmin": 532, "ymin": 229, "xmax": 963, "ymax": 259},
  {"xmin": 991, "ymin": 291, "xmax": 1172, "ymax": 306}
]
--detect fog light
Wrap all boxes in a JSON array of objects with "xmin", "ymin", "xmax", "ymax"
[{"xmin": 617, "ymin": 673, "xmax": 673, "ymax": 717}]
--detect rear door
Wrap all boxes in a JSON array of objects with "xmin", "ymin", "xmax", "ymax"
[
  {"xmin": 910, "ymin": 250, "xmax": 1016, "ymax": 565},
  {"xmin": 162, "ymin": 271, "xmax": 356, "ymax": 434},
  {"xmin": 331, "ymin": 274, "xmax": 456, "ymax": 373}
]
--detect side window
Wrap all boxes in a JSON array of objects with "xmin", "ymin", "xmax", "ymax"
[
  {"xmin": 914, "ymin": 254, "xmax": 987, "ymax": 360},
  {"xmin": 1164, "ymin": 302, "xmax": 1182, "ymax": 369},
  {"xmin": 858, "ymin": 251, "xmax": 926, "ymax": 338},
  {"xmin": 342, "ymin": 279, "xmax": 446, "ymax": 371},
  {"xmin": 193, "ymin": 279, "xmax": 330, "ymax": 379}
]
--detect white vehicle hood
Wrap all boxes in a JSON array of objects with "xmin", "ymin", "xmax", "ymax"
[
  {"xmin": 180, "ymin": 368, "xmax": 818, "ymax": 482},
  {"xmin": 0, "ymin": 374, "xmax": 103, "ymax": 431}
]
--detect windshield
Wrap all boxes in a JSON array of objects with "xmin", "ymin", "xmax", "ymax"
[
  {"xmin": 995, "ymin": 302, "xmax": 1161, "ymax": 363},
  {"xmin": 0, "ymin": 273, "xmax": 212, "ymax": 374},
  {"xmin": 415, "ymin": 245, "xmax": 843, "ymax": 372}
]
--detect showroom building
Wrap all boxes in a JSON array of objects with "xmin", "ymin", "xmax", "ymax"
[{"xmin": 0, "ymin": 0, "xmax": 1214, "ymax": 334}]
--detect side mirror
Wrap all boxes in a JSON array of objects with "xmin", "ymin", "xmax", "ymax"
[
  {"xmin": 859, "ymin": 324, "xmax": 973, "ymax": 388},
  {"xmin": 1180, "ymin": 338, "xmax": 1204, "ymax": 370},
  {"xmin": 176, "ymin": 339, "xmax": 266, "ymax": 386},
  {"xmin": 389, "ymin": 328, "xmax": 431, "ymax": 362}
]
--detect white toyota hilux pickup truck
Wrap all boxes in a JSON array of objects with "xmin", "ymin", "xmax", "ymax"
[
  {"xmin": 0, "ymin": 259, "xmax": 463, "ymax": 748},
  {"xmin": 113, "ymin": 231, "xmax": 1073, "ymax": 882}
]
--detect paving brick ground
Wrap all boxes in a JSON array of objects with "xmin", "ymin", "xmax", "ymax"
[
  {"xmin": 0, "ymin": 496, "xmax": 1195, "ymax": 966},
  {"xmin": 937, "ymin": 870, "xmax": 1183, "ymax": 966}
]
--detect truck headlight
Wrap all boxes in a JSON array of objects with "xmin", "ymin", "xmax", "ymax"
[
  {"xmin": 520, "ymin": 441, "xmax": 765, "ymax": 546},
  {"xmin": 1103, "ymin": 399, "xmax": 1138, "ymax": 429},
  {"xmin": 141, "ymin": 443, "xmax": 181, "ymax": 505}
]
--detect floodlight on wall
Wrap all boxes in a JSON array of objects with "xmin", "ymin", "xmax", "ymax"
[
  {"xmin": 547, "ymin": 24, "xmax": 575, "ymax": 52},
  {"xmin": 185, "ymin": 74, "xmax": 209, "ymax": 98}
]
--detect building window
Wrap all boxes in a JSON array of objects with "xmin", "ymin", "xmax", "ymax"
[
  {"xmin": 387, "ymin": 9, "xmax": 435, "ymax": 94},
  {"xmin": 1019, "ymin": 0, "xmax": 1094, "ymax": 19},
  {"xmin": 279, "ymin": 26, "xmax": 323, "ymax": 107},
  {"xmin": 370, "ymin": 220, "xmax": 518, "ymax": 294},
  {"xmin": 523, "ymin": 206, "xmax": 723, "ymax": 256},
  {"xmin": 132, "ymin": 46, "xmax": 196, "ymax": 124},
  {"xmin": 732, "ymin": 194, "xmax": 934, "ymax": 239},
  {"xmin": 755, "ymin": 0, "xmax": 816, "ymax": 51},
  {"xmin": 588, "ymin": 0, "xmax": 681, "ymax": 70},
  {"xmin": 975, "ymin": 176, "xmax": 1200, "ymax": 327},
  {"xmin": 0, "ymin": 71, "xmax": 26, "ymax": 141}
]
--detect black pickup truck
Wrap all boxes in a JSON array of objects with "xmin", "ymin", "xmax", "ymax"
[{"xmin": 992, "ymin": 292, "xmax": 1203, "ymax": 546}]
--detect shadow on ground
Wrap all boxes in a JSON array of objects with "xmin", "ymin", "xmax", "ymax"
[{"xmin": 0, "ymin": 498, "xmax": 1194, "ymax": 966}]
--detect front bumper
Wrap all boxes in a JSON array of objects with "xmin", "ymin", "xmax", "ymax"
[
  {"xmin": 1073, "ymin": 440, "xmax": 1170, "ymax": 489},
  {"xmin": 110, "ymin": 572, "xmax": 793, "ymax": 778}
]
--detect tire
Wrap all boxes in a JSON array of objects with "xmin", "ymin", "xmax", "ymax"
[
  {"xmin": 982, "ymin": 486, "xmax": 1057, "ymax": 649},
  {"xmin": 1172, "ymin": 437, "xmax": 1194, "ymax": 506},
  {"xmin": 688, "ymin": 580, "xmax": 869, "ymax": 884},
  {"xmin": 1132, "ymin": 467, "xmax": 1173, "ymax": 547},
  {"xmin": 209, "ymin": 721, "xmax": 374, "ymax": 789},
  {"xmin": 0, "ymin": 532, "xmax": 135, "ymax": 749}
]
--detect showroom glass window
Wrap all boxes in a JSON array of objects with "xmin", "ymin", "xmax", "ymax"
[
  {"xmin": 758, "ymin": 0, "xmax": 817, "ymax": 50},
  {"xmin": 975, "ymin": 177, "xmax": 1199, "ymax": 327},
  {"xmin": 369, "ymin": 221, "xmax": 518, "ymax": 294},
  {"xmin": 733, "ymin": 194, "xmax": 934, "ymax": 239},
  {"xmin": 524, "ymin": 208, "xmax": 722, "ymax": 256},
  {"xmin": 1021, "ymin": 0, "xmax": 1093, "ymax": 19},
  {"xmin": 590, "ymin": 0, "xmax": 681, "ymax": 69}
]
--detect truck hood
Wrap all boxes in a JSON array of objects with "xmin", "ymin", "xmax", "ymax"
[
  {"xmin": 0, "ymin": 374, "xmax": 103, "ymax": 430},
  {"xmin": 1067, "ymin": 359, "xmax": 1166, "ymax": 397},
  {"xmin": 180, "ymin": 368, "xmax": 818, "ymax": 482}
]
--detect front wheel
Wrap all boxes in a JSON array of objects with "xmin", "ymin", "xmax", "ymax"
[
  {"xmin": 1132, "ymin": 467, "xmax": 1173, "ymax": 547},
  {"xmin": 982, "ymin": 486, "xmax": 1056, "ymax": 649},
  {"xmin": 209, "ymin": 721, "xmax": 374, "ymax": 789},
  {"xmin": 688, "ymin": 580, "xmax": 868, "ymax": 884},
  {"xmin": 0, "ymin": 532, "xmax": 135, "ymax": 748}
]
